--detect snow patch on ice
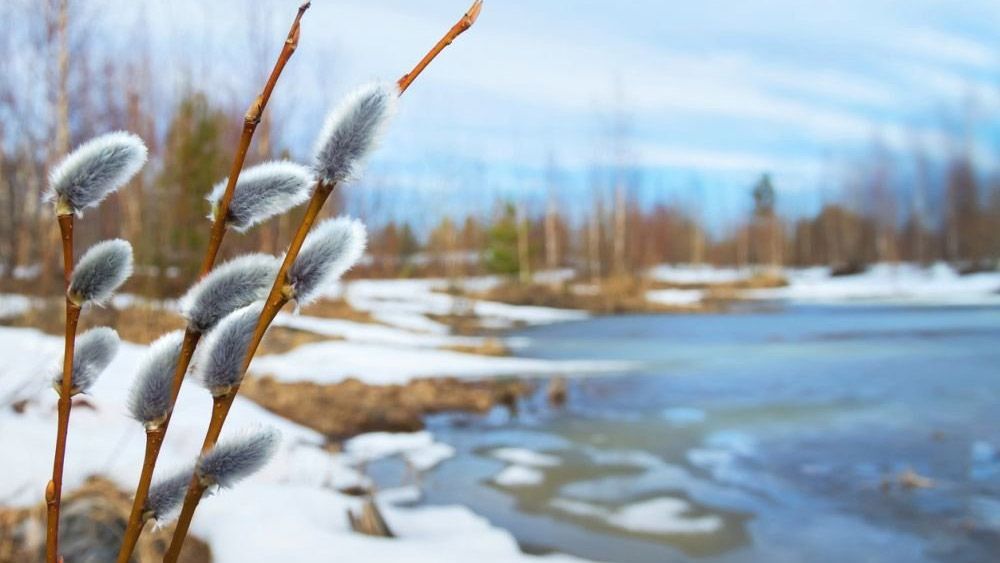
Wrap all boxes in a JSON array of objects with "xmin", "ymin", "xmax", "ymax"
[
  {"xmin": 550, "ymin": 496, "xmax": 723, "ymax": 535},
  {"xmin": 494, "ymin": 465, "xmax": 545, "ymax": 487},
  {"xmin": 490, "ymin": 447, "xmax": 562, "ymax": 467},
  {"xmin": 345, "ymin": 431, "xmax": 455, "ymax": 472}
]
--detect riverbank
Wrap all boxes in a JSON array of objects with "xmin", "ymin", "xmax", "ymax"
[{"xmin": 2, "ymin": 263, "xmax": 1000, "ymax": 561}]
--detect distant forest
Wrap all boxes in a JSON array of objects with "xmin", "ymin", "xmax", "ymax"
[{"xmin": 2, "ymin": 1, "xmax": 998, "ymax": 295}]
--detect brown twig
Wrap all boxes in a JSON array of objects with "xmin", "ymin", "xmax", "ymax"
[
  {"xmin": 116, "ymin": 4, "xmax": 311, "ymax": 562},
  {"xmin": 45, "ymin": 213, "xmax": 80, "ymax": 563},
  {"xmin": 165, "ymin": 3, "xmax": 484, "ymax": 558},
  {"xmin": 397, "ymin": 0, "xmax": 482, "ymax": 94}
]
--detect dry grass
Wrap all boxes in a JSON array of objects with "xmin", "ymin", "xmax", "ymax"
[
  {"xmin": 299, "ymin": 297, "xmax": 375, "ymax": 324},
  {"xmin": 0, "ymin": 477, "xmax": 210, "ymax": 563},
  {"xmin": 2, "ymin": 299, "xmax": 185, "ymax": 344},
  {"xmin": 478, "ymin": 276, "xmax": 694, "ymax": 314},
  {"xmin": 255, "ymin": 326, "xmax": 332, "ymax": 355},
  {"xmin": 241, "ymin": 375, "xmax": 530, "ymax": 441},
  {"xmin": 443, "ymin": 337, "xmax": 509, "ymax": 356}
]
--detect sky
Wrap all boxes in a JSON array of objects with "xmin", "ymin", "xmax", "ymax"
[{"xmin": 71, "ymin": 0, "xmax": 1000, "ymax": 227}]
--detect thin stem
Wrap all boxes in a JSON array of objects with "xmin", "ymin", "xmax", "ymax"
[
  {"xmin": 117, "ymin": 5, "xmax": 310, "ymax": 561},
  {"xmin": 162, "ymin": 478, "xmax": 209, "ymax": 563},
  {"xmin": 166, "ymin": 3, "xmax": 483, "ymax": 554},
  {"xmin": 198, "ymin": 1, "xmax": 310, "ymax": 276},
  {"xmin": 46, "ymin": 213, "xmax": 79, "ymax": 563},
  {"xmin": 397, "ymin": 0, "xmax": 482, "ymax": 94},
  {"xmin": 116, "ymin": 428, "xmax": 164, "ymax": 561}
]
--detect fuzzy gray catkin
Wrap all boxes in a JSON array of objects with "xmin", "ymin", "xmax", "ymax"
[
  {"xmin": 287, "ymin": 217, "xmax": 366, "ymax": 306},
  {"xmin": 312, "ymin": 83, "xmax": 398, "ymax": 186},
  {"xmin": 197, "ymin": 427, "xmax": 280, "ymax": 489},
  {"xmin": 206, "ymin": 161, "xmax": 313, "ymax": 232},
  {"xmin": 53, "ymin": 327, "xmax": 119, "ymax": 395},
  {"xmin": 195, "ymin": 302, "xmax": 264, "ymax": 395},
  {"xmin": 45, "ymin": 131, "xmax": 147, "ymax": 215},
  {"xmin": 180, "ymin": 254, "xmax": 280, "ymax": 333},
  {"xmin": 128, "ymin": 330, "xmax": 185, "ymax": 429},
  {"xmin": 67, "ymin": 239, "xmax": 134, "ymax": 305},
  {"xmin": 144, "ymin": 466, "xmax": 194, "ymax": 522}
]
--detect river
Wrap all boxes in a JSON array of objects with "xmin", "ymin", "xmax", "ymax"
[{"xmin": 378, "ymin": 304, "xmax": 1000, "ymax": 562}]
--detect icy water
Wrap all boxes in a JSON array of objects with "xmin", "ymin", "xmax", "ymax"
[{"xmin": 386, "ymin": 305, "xmax": 1000, "ymax": 562}]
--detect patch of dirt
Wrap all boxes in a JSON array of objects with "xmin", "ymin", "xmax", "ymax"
[
  {"xmin": 256, "ymin": 326, "xmax": 332, "ymax": 355},
  {"xmin": 0, "ymin": 477, "xmax": 211, "ymax": 563},
  {"xmin": 443, "ymin": 337, "xmax": 510, "ymax": 357},
  {"xmin": 241, "ymin": 375, "xmax": 531, "ymax": 441},
  {"xmin": 300, "ymin": 298, "xmax": 375, "ymax": 324}
]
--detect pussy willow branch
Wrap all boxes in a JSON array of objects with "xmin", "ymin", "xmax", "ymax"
[
  {"xmin": 397, "ymin": 0, "xmax": 482, "ymax": 94},
  {"xmin": 164, "ymin": 4, "xmax": 482, "ymax": 558},
  {"xmin": 45, "ymin": 213, "xmax": 80, "ymax": 563},
  {"xmin": 116, "ymin": 4, "xmax": 310, "ymax": 562}
]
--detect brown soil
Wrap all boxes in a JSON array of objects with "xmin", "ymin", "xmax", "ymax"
[
  {"xmin": 241, "ymin": 375, "xmax": 531, "ymax": 441},
  {"xmin": 255, "ymin": 326, "xmax": 332, "ymax": 355},
  {"xmin": 0, "ymin": 477, "xmax": 210, "ymax": 563},
  {"xmin": 443, "ymin": 337, "xmax": 510, "ymax": 356},
  {"xmin": 300, "ymin": 298, "xmax": 375, "ymax": 324}
]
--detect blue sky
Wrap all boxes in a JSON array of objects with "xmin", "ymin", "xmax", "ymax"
[{"xmin": 94, "ymin": 1, "xmax": 1000, "ymax": 226}]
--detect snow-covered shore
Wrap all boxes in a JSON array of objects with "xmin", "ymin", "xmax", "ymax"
[
  {"xmin": 0, "ymin": 278, "xmax": 606, "ymax": 561},
  {"xmin": 0, "ymin": 326, "xmax": 585, "ymax": 562},
  {"xmin": 745, "ymin": 263, "xmax": 1000, "ymax": 305},
  {"xmin": 646, "ymin": 262, "xmax": 1000, "ymax": 307}
]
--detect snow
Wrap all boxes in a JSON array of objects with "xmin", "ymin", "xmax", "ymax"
[
  {"xmin": 193, "ymin": 484, "xmax": 572, "ymax": 563},
  {"xmin": 607, "ymin": 498, "xmax": 723, "ymax": 534},
  {"xmin": 649, "ymin": 264, "xmax": 749, "ymax": 286},
  {"xmin": 745, "ymin": 263, "xmax": 1000, "ymax": 305},
  {"xmin": 646, "ymin": 288, "xmax": 704, "ymax": 306},
  {"xmin": 251, "ymin": 340, "xmax": 631, "ymax": 385},
  {"xmin": 493, "ymin": 465, "xmax": 545, "ymax": 487},
  {"xmin": 0, "ymin": 294, "xmax": 33, "ymax": 319},
  {"xmin": 345, "ymin": 431, "xmax": 455, "ymax": 471},
  {"xmin": 340, "ymin": 278, "xmax": 588, "ymax": 331},
  {"xmin": 0, "ymin": 327, "xmax": 585, "ymax": 561},
  {"xmin": 490, "ymin": 447, "xmax": 562, "ymax": 467},
  {"xmin": 550, "ymin": 497, "xmax": 723, "ymax": 535},
  {"xmin": 272, "ymin": 312, "xmax": 486, "ymax": 349}
]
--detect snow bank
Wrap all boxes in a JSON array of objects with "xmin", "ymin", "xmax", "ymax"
[
  {"xmin": 0, "ymin": 327, "xmax": 584, "ymax": 562},
  {"xmin": 649, "ymin": 265, "xmax": 749, "ymax": 286},
  {"xmin": 340, "ymin": 278, "xmax": 587, "ymax": 331},
  {"xmin": 0, "ymin": 294, "xmax": 34, "ymax": 319},
  {"xmin": 646, "ymin": 288, "xmax": 704, "ymax": 306},
  {"xmin": 272, "ymin": 312, "xmax": 486, "ymax": 349},
  {"xmin": 745, "ymin": 263, "xmax": 1000, "ymax": 305},
  {"xmin": 251, "ymin": 340, "xmax": 631, "ymax": 385}
]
